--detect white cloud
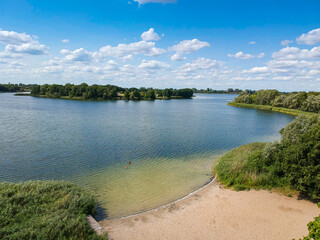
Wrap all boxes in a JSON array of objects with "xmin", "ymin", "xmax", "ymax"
[
  {"xmin": 138, "ymin": 59, "xmax": 170, "ymax": 70},
  {"xmin": 272, "ymin": 46, "xmax": 320, "ymax": 60},
  {"xmin": 175, "ymin": 58, "xmax": 226, "ymax": 80},
  {"xmin": 169, "ymin": 39, "xmax": 210, "ymax": 61},
  {"xmin": 242, "ymin": 66, "xmax": 269, "ymax": 74},
  {"xmin": 296, "ymin": 28, "xmax": 320, "ymax": 45},
  {"xmin": 104, "ymin": 60, "xmax": 119, "ymax": 71},
  {"xmin": 61, "ymin": 48, "xmax": 92, "ymax": 62},
  {"xmin": 5, "ymin": 43, "xmax": 48, "ymax": 55},
  {"xmin": 141, "ymin": 28, "xmax": 161, "ymax": 41},
  {"xmin": 133, "ymin": 0, "xmax": 176, "ymax": 4},
  {"xmin": 281, "ymin": 40, "xmax": 293, "ymax": 46},
  {"xmin": 62, "ymin": 39, "xmax": 69, "ymax": 43},
  {"xmin": 0, "ymin": 29, "xmax": 34, "ymax": 45},
  {"xmin": 227, "ymin": 51, "xmax": 264, "ymax": 60},
  {"xmin": 273, "ymin": 76, "xmax": 293, "ymax": 81},
  {"xmin": 96, "ymin": 41, "xmax": 166, "ymax": 59},
  {"xmin": 249, "ymin": 41, "xmax": 256, "ymax": 45},
  {"xmin": 0, "ymin": 29, "xmax": 48, "ymax": 57},
  {"xmin": 178, "ymin": 57, "xmax": 224, "ymax": 72}
]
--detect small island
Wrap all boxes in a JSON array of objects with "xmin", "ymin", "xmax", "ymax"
[{"xmin": 29, "ymin": 83, "xmax": 194, "ymax": 101}]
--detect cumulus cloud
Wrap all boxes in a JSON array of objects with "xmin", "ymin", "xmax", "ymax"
[
  {"xmin": 5, "ymin": 43, "xmax": 48, "ymax": 55},
  {"xmin": 272, "ymin": 46, "xmax": 320, "ymax": 60},
  {"xmin": 141, "ymin": 28, "xmax": 161, "ymax": 41},
  {"xmin": 133, "ymin": 0, "xmax": 177, "ymax": 4},
  {"xmin": 96, "ymin": 41, "xmax": 166, "ymax": 59},
  {"xmin": 62, "ymin": 39, "xmax": 69, "ymax": 43},
  {"xmin": 138, "ymin": 59, "xmax": 170, "ymax": 70},
  {"xmin": 281, "ymin": 40, "xmax": 293, "ymax": 46},
  {"xmin": 175, "ymin": 57, "xmax": 226, "ymax": 80},
  {"xmin": 169, "ymin": 39, "xmax": 210, "ymax": 61},
  {"xmin": 249, "ymin": 41, "xmax": 256, "ymax": 45},
  {"xmin": 242, "ymin": 66, "xmax": 269, "ymax": 74},
  {"xmin": 61, "ymin": 48, "xmax": 92, "ymax": 62},
  {"xmin": 296, "ymin": 28, "xmax": 320, "ymax": 45},
  {"xmin": 0, "ymin": 29, "xmax": 34, "ymax": 45},
  {"xmin": 227, "ymin": 51, "xmax": 264, "ymax": 60},
  {"xmin": 0, "ymin": 29, "xmax": 48, "ymax": 57},
  {"xmin": 104, "ymin": 60, "xmax": 119, "ymax": 71}
]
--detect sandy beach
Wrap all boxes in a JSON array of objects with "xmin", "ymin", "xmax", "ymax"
[{"xmin": 100, "ymin": 181, "xmax": 320, "ymax": 240}]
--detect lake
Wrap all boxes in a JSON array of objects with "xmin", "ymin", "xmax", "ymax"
[{"xmin": 0, "ymin": 93, "xmax": 294, "ymax": 219}]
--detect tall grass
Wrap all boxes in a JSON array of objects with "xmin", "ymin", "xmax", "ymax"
[
  {"xmin": 214, "ymin": 143, "xmax": 288, "ymax": 191},
  {"xmin": 0, "ymin": 181, "xmax": 106, "ymax": 240}
]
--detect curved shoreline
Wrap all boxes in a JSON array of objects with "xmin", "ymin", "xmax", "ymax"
[
  {"xmin": 111, "ymin": 177, "xmax": 215, "ymax": 220},
  {"xmin": 100, "ymin": 179, "xmax": 320, "ymax": 240}
]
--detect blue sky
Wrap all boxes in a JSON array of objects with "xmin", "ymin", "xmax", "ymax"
[{"xmin": 1, "ymin": 0, "xmax": 320, "ymax": 91}]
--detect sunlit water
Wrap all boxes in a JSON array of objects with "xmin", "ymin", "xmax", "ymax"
[{"xmin": 0, "ymin": 93, "xmax": 294, "ymax": 219}]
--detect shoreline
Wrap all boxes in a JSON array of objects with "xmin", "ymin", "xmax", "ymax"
[
  {"xmin": 100, "ymin": 180, "xmax": 320, "ymax": 240},
  {"xmin": 227, "ymin": 102, "xmax": 317, "ymax": 116}
]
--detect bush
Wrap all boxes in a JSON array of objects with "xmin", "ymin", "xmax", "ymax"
[
  {"xmin": 303, "ymin": 204, "xmax": 320, "ymax": 240},
  {"xmin": 214, "ymin": 143, "xmax": 286, "ymax": 190}
]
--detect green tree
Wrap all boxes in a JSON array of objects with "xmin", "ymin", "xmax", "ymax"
[
  {"xmin": 145, "ymin": 89, "xmax": 156, "ymax": 99},
  {"xmin": 130, "ymin": 90, "xmax": 141, "ymax": 100}
]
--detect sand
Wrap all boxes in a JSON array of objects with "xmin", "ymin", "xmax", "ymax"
[{"xmin": 99, "ymin": 181, "xmax": 320, "ymax": 240}]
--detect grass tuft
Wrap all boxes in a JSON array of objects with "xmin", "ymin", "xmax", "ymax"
[{"xmin": 0, "ymin": 180, "xmax": 106, "ymax": 240}]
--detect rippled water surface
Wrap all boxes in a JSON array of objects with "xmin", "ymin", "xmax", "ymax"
[{"xmin": 0, "ymin": 93, "xmax": 294, "ymax": 218}]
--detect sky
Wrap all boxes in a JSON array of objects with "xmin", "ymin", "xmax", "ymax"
[{"xmin": 0, "ymin": 0, "xmax": 320, "ymax": 91}]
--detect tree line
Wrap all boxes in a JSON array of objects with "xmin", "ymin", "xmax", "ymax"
[
  {"xmin": 30, "ymin": 83, "xmax": 194, "ymax": 100},
  {"xmin": 234, "ymin": 89, "xmax": 320, "ymax": 113},
  {"xmin": 0, "ymin": 83, "xmax": 36, "ymax": 92}
]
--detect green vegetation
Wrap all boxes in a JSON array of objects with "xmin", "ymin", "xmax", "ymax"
[
  {"xmin": 30, "ymin": 83, "xmax": 193, "ymax": 101},
  {"xmin": 228, "ymin": 102, "xmax": 317, "ymax": 116},
  {"xmin": 0, "ymin": 83, "xmax": 36, "ymax": 93},
  {"xmin": 214, "ymin": 115, "xmax": 320, "ymax": 239},
  {"xmin": 214, "ymin": 115, "xmax": 320, "ymax": 199},
  {"xmin": 233, "ymin": 89, "xmax": 320, "ymax": 114},
  {"xmin": 303, "ymin": 205, "xmax": 320, "ymax": 240},
  {"xmin": 214, "ymin": 142, "xmax": 288, "ymax": 191},
  {"xmin": 0, "ymin": 181, "xmax": 106, "ymax": 240}
]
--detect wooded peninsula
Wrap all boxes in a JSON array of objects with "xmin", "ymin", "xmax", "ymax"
[{"xmin": 29, "ymin": 83, "xmax": 194, "ymax": 100}]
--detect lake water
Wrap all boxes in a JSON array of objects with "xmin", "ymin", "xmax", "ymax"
[{"xmin": 0, "ymin": 93, "xmax": 294, "ymax": 219}]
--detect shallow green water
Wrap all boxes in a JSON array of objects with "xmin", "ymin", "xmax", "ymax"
[{"xmin": 0, "ymin": 93, "xmax": 294, "ymax": 219}]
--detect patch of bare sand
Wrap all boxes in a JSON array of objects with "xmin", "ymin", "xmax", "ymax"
[{"xmin": 100, "ymin": 181, "xmax": 320, "ymax": 240}]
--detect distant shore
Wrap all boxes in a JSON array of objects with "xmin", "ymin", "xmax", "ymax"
[
  {"xmin": 100, "ymin": 180, "xmax": 320, "ymax": 240},
  {"xmin": 228, "ymin": 102, "xmax": 317, "ymax": 116}
]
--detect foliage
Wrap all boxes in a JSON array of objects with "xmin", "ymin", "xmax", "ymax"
[
  {"xmin": 274, "ymin": 116, "xmax": 320, "ymax": 200},
  {"xmin": 254, "ymin": 89, "xmax": 279, "ymax": 105},
  {"xmin": 0, "ymin": 181, "xmax": 106, "ymax": 240},
  {"xmin": 31, "ymin": 83, "xmax": 193, "ymax": 101},
  {"xmin": 233, "ymin": 89, "xmax": 320, "ymax": 114},
  {"xmin": 302, "ymin": 95, "xmax": 320, "ymax": 113},
  {"xmin": 234, "ymin": 92, "xmax": 252, "ymax": 104},
  {"xmin": 303, "ymin": 204, "xmax": 320, "ymax": 240},
  {"xmin": 214, "ymin": 142, "xmax": 286, "ymax": 190},
  {"xmin": 0, "ymin": 83, "xmax": 35, "ymax": 92}
]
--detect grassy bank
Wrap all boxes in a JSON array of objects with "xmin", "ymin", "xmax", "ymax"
[
  {"xmin": 0, "ymin": 181, "xmax": 106, "ymax": 240},
  {"xmin": 213, "ymin": 143, "xmax": 289, "ymax": 191},
  {"xmin": 228, "ymin": 102, "xmax": 317, "ymax": 116}
]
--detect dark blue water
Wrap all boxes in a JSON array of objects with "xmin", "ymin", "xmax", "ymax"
[{"xmin": 0, "ymin": 93, "xmax": 294, "ymax": 218}]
